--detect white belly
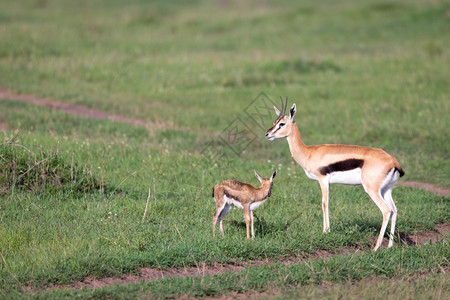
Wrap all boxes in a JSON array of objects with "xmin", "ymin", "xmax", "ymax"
[
  {"xmin": 224, "ymin": 195, "xmax": 243, "ymax": 209},
  {"xmin": 329, "ymin": 168, "xmax": 362, "ymax": 185},
  {"xmin": 250, "ymin": 200, "xmax": 266, "ymax": 210},
  {"xmin": 304, "ymin": 169, "xmax": 319, "ymax": 181},
  {"xmin": 224, "ymin": 196, "xmax": 266, "ymax": 211}
]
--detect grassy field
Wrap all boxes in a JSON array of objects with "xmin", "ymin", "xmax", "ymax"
[{"xmin": 0, "ymin": 0, "xmax": 449, "ymax": 298}]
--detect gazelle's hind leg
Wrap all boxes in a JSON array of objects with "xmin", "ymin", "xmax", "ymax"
[
  {"xmin": 384, "ymin": 189, "xmax": 397, "ymax": 247},
  {"xmin": 362, "ymin": 167, "xmax": 400, "ymax": 251},
  {"xmin": 213, "ymin": 201, "xmax": 224, "ymax": 238},
  {"xmin": 213, "ymin": 201, "xmax": 231, "ymax": 237},
  {"xmin": 362, "ymin": 179, "xmax": 393, "ymax": 251},
  {"xmin": 380, "ymin": 169, "xmax": 400, "ymax": 248},
  {"xmin": 218, "ymin": 203, "xmax": 232, "ymax": 236},
  {"xmin": 367, "ymin": 189, "xmax": 392, "ymax": 251}
]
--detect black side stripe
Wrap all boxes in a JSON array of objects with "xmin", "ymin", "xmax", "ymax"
[{"xmin": 318, "ymin": 159, "xmax": 364, "ymax": 176}]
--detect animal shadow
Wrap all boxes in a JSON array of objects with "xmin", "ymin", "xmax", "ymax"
[
  {"xmin": 227, "ymin": 213, "xmax": 283, "ymax": 238},
  {"xmin": 346, "ymin": 220, "xmax": 440, "ymax": 247}
]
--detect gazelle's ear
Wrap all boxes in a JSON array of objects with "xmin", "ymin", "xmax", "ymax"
[
  {"xmin": 271, "ymin": 169, "xmax": 277, "ymax": 180},
  {"xmin": 273, "ymin": 105, "xmax": 281, "ymax": 116},
  {"xmin": 254, "ymin": 170, "xmax": 263, "ymax": 183},
  {"xmin": 289, "ymin": 104, "xmax": 297, "ymax": 122}
]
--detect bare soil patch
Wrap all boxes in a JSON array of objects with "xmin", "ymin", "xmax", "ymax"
[
  {"xmin": 400, "ymin": 181, "xmax": 449, "ymax": 197},
  {"xmin": 0, "ymin": 122, "xmax": 8, "ymax": 132},
  {"xmin": 208, "ymin": 268, "xmax": 450, "ymax": 300},
  {"xmin": 32, "ymin": 222, "xmax": 449, "ymax": 293},
  {"xmin": 0, "ymin": 89, "xmax": 187, "ymax": 132}
]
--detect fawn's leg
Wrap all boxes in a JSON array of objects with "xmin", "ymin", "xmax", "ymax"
[{"xmin": 244, "ymin": 205, "xmax": 251, "ymax": 239}]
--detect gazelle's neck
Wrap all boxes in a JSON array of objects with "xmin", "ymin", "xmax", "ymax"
[
  {"xmin": 286, "ymin": 124, "xmax": 309, "ymax": 168},
  {"xmin": 256, "ymin": 182, "xmax": 273, "ymax": 200}
]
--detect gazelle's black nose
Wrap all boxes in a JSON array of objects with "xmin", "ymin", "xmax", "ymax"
[{"xmin": 265, "ymin": 132, "xmax": 269, "ymax": 137}]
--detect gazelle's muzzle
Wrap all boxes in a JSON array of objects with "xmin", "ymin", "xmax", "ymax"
[{"xmin": 265, "ymin": 128, "xmax": 276, "ymax": 140}]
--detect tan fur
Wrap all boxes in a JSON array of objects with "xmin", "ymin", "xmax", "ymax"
[
  {"xmin": 266, "ymin": 102, "xmax": 404, "ymax": 251},
  {"xmin": 212, "ymin": 170, "xmax": 276, "ymax": 239}
]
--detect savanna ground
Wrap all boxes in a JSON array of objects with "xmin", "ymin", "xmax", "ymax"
[{"xmin": 0, "ymin": 0, "xmax": 449, "ymax": 299}]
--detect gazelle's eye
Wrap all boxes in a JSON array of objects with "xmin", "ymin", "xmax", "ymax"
[{"xmin": 279, "ymin": 123, "xmax": 285, "ymax": 127}]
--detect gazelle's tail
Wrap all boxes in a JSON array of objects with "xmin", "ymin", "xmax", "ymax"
[{"xmin": 396, "ymin": 167, "xmax": 405, "ymax": 177}]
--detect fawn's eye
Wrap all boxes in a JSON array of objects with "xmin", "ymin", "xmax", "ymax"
[{"xmin": 279, "ymin": 123, "xmax": 285, "ymax": 127}]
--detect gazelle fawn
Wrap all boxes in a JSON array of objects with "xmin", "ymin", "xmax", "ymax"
[
  {"xmin": 265, "ymin": 98, "xmax": 404, "ymax": 251},
  {"xmin": 212, "ymin": 170, "xmax": 277, "ymax": 239}
]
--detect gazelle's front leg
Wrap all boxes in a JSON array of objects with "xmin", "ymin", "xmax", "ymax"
[
  {"xmin": 250, "ymin": 210, "xmax": 255, "ymax": 239},
  {"xmin": 318, "ymin": 178, "xmax": 330, "ymax": 233},
  {"xmin": 243, "ymin": 205, "xmax": 251, "ymax": 239}
]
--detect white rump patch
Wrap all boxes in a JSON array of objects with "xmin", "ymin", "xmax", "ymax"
[{"xmin": 380, "ymin": 168, "xmax": 400, "ymax": 198}]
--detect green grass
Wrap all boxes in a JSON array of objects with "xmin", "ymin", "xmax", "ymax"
[
  {"xmin": 0, "ymin": 105, "xmax": 448, "ymax": 297},
  {"xmin": 277, "ymin": 272, "xmax": 449, "ymax": 300},
  {"xmin": 0, "ymin": 0, "xmax": 449, "ymax": 298},
  {"xmin": 1, "ymin": 0, "xmax": 448, "ymax": 186},
  {"xmin": 26, "ymin": 241, "xmax": 449, "ymax": 299}
]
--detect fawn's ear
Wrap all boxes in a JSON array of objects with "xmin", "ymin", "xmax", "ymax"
[
  {"xmin": 271, "ymin": 169, "xmax": 277, "ymax": 180},
  {"xmin": 289, "ymin": 103, "xmax": 296, "ymax": 122},
  {"xmin": 254, "ymin": 170, "xmax": 263, "ymax": 183}
]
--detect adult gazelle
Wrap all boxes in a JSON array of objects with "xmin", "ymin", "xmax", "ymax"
[{"xmin": 265, "ymin": 98, "xmax": 404, "ymax": 251}]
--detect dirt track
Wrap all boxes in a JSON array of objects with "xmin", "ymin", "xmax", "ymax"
[
  {"xmin": 29, "ymin": 222, "xmax": 448, "ymax": 293},
  {"xmin": 0, "ymin": 89, "xmax": 186, "ymax": 131}
]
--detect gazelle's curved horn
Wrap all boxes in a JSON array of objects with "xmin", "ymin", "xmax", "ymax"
[
  {"xmin": 279, "ymin": 96, "xmax": 284, "ymax": 117},
  {"xmin": 284, "ymin": 97, "xmax": 288, "ymax": 116}
]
